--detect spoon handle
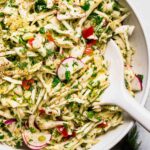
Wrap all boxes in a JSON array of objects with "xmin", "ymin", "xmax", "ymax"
[{"xmin": 118, "ymin": 91, "xmax": 150, "ymax": 132}]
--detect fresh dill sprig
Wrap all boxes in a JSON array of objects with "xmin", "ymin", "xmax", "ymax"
[{"xmin": 112, "ymin": 125, "xmax": 141, "ymax": 150}]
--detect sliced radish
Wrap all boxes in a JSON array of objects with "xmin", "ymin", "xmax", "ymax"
[
  {"xmin": 57, "ymin": 57, "xmax": 84, "ymax": 81},
  {"xmin": 22, "ymin": 130, "xmax": 51, "ymax": 150},
  {"xmin": 131, "ymin": 75, "xmax": 143, "ymax": 92},
  {"xmin": 22, "ymin": 133, "xmax": 44, "ymax": 150},
  {"xmin": 4, "ymin": 118, "xmax": 16, "ymax": 125}
]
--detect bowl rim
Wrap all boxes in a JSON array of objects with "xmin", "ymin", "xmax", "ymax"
[
  {"xmin": 0, "ymin": 1, "xmax": 150, "ymax": 150},
  {"xmin": 103, "ymin": 0, "xmax": 150, "ymax": 149}
]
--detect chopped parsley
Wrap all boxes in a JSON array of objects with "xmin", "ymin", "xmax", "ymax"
[
  {"xmin": 39, "ymin": 27, "xmax": 46, "ymax": 34},
  {"xmin": 20, "ymin": 48, "xmax": 27, "ymax": 54},
  {"xmin": 29, "ymin": 57, "xmax": 38, "ymax": 65},
  {"xmin": 97, "ymin": 117, "xmax": 102, "ymax": 121},
  {"xmin": 52, "ymin": 76, "xmax": 60, "ymax": 87},
  {"xmin": 15, "ymin": 139, "xmax": 22, "ymax": 148},
  {"xmin": 97, "ymin": 3, "xmax": 103, "ymax": 11},
  {"xmin": 87, "ymin": 111, "xmax": 95, "ymax": 119},
  {"xmin": 65, "ymin": 70, "xmax": 71, "ymax": 81},
  {"xmin": 0, "ymin": 21, "xmax": 8, "ymax": 30},
  {"xmin": 0, "ymin": 12, "xmax": 4, "ymax": 17},
  {"xmin": 72, "ymin": 61, "xmax": 78, "ymax": 67},
  {"xmin": 92, "ymin": 73, "xmax": 97, "ymax": 77},
  {"xmin": 17, "ymin": 62, "xmax": 28, "ymax": 69},
  {"xmin": 81, "ymin": 1, "xmax": 90, "ymax": 11},
  {"xmin": 72, "ymin": 85, "xmax": 78, "ymax": 89},
  {"xmin": 0, "ymin": 121, "xmax": 4, "ymax": 127},
  {"xmin": 35, "ymin": 0, "xmax": 47, "ymax": 13},
  {"xmin": 65, "ymin": 94, "xmax": 71, "ymax": 100},
  {"xmin": 29, "ymin": 127, "xmax": 36, "ymax": 133},
  {"xmin": 0, "ymin": 134, "xmax": 4, "ymax": 140},
  {"xmin": 47, "ymin": 49, "xmax": 54, "ymax": 56},
  {"xmin": 113, "ymin": 1, "xmax": 120, "ymax": 11},
  {"xmin": 94, "ymin": 16, "xmax": 103, "ymax": 25},
  {"xmin": 6, "ymin": 55, "xmax": 18, "ymax": 62},
  {"xmin": 19, "ymin": 37, "xmax": 26, "ymax": 45},
  {"xmin": 89, "ymin": 13, "xmax": 103, "ymax": 25}
]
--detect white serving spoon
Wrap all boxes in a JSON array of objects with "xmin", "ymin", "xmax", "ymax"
[{"xmin": 101, "ymin": 39, "xmax": 150, "ymax": 131}]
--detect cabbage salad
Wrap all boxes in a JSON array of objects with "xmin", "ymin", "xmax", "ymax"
[{"xmin": 0, "ymin": 0, "xmax": 143, "ymax": 149}]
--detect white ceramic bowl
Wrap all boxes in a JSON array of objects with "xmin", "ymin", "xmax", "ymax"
[
  {"xmin": 92, "ymin": 0, "xmax": 150, "ymax": 149},
  {"xmin": 0, "ymin": 1, "xmax": 150, "ymax": 150}
]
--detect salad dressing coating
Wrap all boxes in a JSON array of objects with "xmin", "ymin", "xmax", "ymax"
[{"xmin": 0, "ymin": 0, "xmax": 141, "ymax": 149}]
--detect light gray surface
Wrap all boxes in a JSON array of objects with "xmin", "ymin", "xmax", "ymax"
[{"xmin": 131, "ymin": 0, "xmax": 150, "ymax": 150}]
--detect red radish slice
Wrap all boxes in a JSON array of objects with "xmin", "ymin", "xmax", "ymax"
[
  {"xmin": 4, "ymin": 119, "xmax": 16, "ymax": 125},
  {"xmin": 22, "ymin": 130, "xmax": 51, "ymax": 149},
  {"xmin": 131, "ymin": 75, "xmax": 143, "ymax": 92},
  {"xmin": 22, "ymin": 133, "xmax": 44, "ymax": 150},
  {"xmin": 57, "ymin": 57, "xmax": 84, "ymax": 81}
]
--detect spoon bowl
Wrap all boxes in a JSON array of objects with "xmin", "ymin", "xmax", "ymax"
[{"xmin": 101, "ymin": 39, "xmax": 150, "ymax": 132}]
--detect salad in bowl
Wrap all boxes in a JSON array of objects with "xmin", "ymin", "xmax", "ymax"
[{"xmin": 0, "ymin": 0, "xmax": 143, "ymax": 149}]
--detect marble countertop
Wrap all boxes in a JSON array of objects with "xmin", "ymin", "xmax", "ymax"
[{"xmin": 127, "ymin": 1, "xmax": 150, "ymax": 150}]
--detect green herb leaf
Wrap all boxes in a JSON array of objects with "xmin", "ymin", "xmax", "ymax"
[
  {"xmin": 92, "ymin": 73, "xmax": 97, "ymax": 77},
  {"xmin": 81, "ymin": 1, "xmax": 90, "ymax": 11},
  {"xmin": 52, "ymin": 76, "xmax": 60, "ymax": 87},
  {"xmin": 29, "ymin": 57, "xmax": 38, "ymax": 65},
  {"xmin": 95, "ymin": 16, "xmax": 103, "ymax": 25},
  {"xmin": 0, "ymin": 121, "xmax": 4, "ymax": 127},
  {"xmin": 0, "ymin": 12, "xmax": 4, "ymax": 17},
  {"xmin": 97, "ymin": 3, "xmax": 103, "ymax": 11},
  {"xmin": 0, "ymin": 21, "xmax": 8, "ymax": 30},
  {"xmin": 113, "ymin": 1, "xmax": 120, "ymax": 11},
  {"xmin": 65, "ymin": 94, "xmax": 71, "ymax": 100},
  {"xmin": 17, "ymin": 62, "xmax": 28, "ymax": 70},
  {"xmin": 15, "ymin": 139, "xmax": 22, "ymax": 148},
  {"xmin": 29, "ymin": 127, "xmax": 36, "ymax": 133},
  {"xmin": 0, "ymin": 134, "xmax": 4, "ymax": 140},
  {"xmin": 65, "ymin": 70, "xmax": 71, "ymax": 81},
  {"xmin": 19, "ymin": 37, "xmax": 26, "ymax": 45},
  {"xmin": 47, "ymin": 49, "xmax": 54, "ymax": 56},
  {"xmin": 112, "ymin": 126, "xmax": 141, "ymax": 150},
  {"xmin": 39, "ymin": 27, "xmax": 45, "ymax": 34},
  {"xmin": 72, "ymin": 61, "xmax": 78, "ymax": 67},
  {"xmin": 35, "ymin": 0, "xmax": 47, "ymax": 13},
  {"xmin": 126, "ymin": 126, "xmax": 141, "ymax": 150},
  {"xmin": 97, "ymin": 117, "xmax": 102, "ymax": 121},
  {"xmin": 72, "ymin": 85, "xmax": 78, "ymax": 89},
  {"xmin": 87, "ymin": 111, "xmax": 95, "ymax": 119}
]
